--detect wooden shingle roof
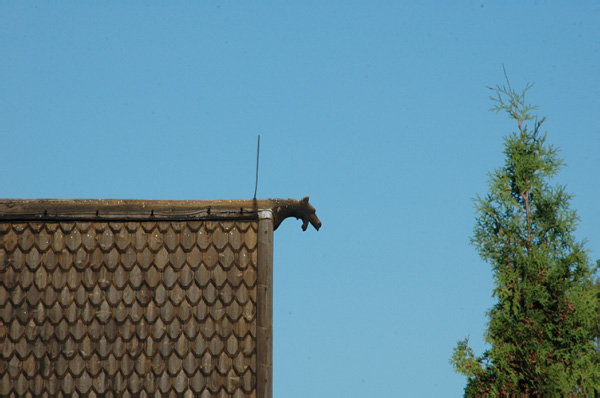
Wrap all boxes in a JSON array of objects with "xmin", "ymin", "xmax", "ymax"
[{"xmin": 0, "ymin": 197, "xmax": 320, "ymax": 398}]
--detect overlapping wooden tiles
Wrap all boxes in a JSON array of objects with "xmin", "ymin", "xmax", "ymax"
[{"xmin": 0, "ymin": 220, "xmax": 259, "ymax": 397}]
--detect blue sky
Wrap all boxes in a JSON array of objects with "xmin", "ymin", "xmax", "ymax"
[{"xmin": 2, "ymin": 2, "xmax": 599, "ymax": 396}]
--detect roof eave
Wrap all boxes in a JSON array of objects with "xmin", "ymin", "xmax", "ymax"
[{"xmin": 0, "ymin": 197, "xmax": 322, "ymax": 231}]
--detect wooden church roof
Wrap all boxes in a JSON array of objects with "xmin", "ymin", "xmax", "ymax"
[{"xmin": 0, "ymin": 197, "xmax": 320, "ymax": 398}]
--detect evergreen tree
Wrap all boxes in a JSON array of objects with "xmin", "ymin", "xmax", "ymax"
[{"xmin": 451, "ymin": 71, "xmax": 600, "ymax": 395}]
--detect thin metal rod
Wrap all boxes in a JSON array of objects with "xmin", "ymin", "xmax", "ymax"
[{"xmin": 253, "ymin": 135, "xmax": 261, "ymax": 199}]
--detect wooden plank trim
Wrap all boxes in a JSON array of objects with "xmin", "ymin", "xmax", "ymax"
[
  {"xmin": 257, "ymin": 210, "xmax": 274, "ymax": 398},
  {"xmin": 0, "ymin": 197, "xmax": 321, "ymax": 231}
]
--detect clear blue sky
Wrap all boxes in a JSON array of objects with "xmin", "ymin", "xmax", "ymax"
[{"xmin": 2, "ymin": 2, "xmax": 599, "ymax": 396}]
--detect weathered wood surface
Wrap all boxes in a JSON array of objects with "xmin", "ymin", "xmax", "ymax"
[
  {"xmin": 0, "ymin": 219, "xmax": 260, "ymax": 397},
  {"xmin": 0, "ymin": 197, "xmax": 322, "ymax": 232},
  {"xmin": 257, "ymin": 212, "xmax": 274, "ymax": 398},
  {"xmin": 0, "ymin": 197, "xmax": 320, "ymax": 397}
]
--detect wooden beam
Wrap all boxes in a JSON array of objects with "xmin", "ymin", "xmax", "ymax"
[
  {"xmin": 0, "ymin": 198, "xmax": 322, "ymax": 231},
  {"xmin": 257, "ymin": 210, "xmax": 274, "ymax": 398}
]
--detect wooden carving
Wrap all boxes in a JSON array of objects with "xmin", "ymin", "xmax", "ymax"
[{"xmin": 269, "ymin": 196, "xmax": 322, "ymax": 231}]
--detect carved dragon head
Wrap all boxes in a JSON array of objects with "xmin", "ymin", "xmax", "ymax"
[{"xmin": 270, "ymin": 196, "xmax": 322, "ymax": 231}]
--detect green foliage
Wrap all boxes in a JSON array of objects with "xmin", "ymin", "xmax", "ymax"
[
  {"xmin": 451, "ymin": 337, "xmax": 495, "ymax": 395},
  {"xmin": 451, "ymin": 71, "xmax": 600, "ymax": 395}
]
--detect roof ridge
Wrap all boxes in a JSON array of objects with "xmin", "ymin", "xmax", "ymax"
[{"xmin": 0, "ymin": 197, "xmax": 321, "ymax": 231}]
